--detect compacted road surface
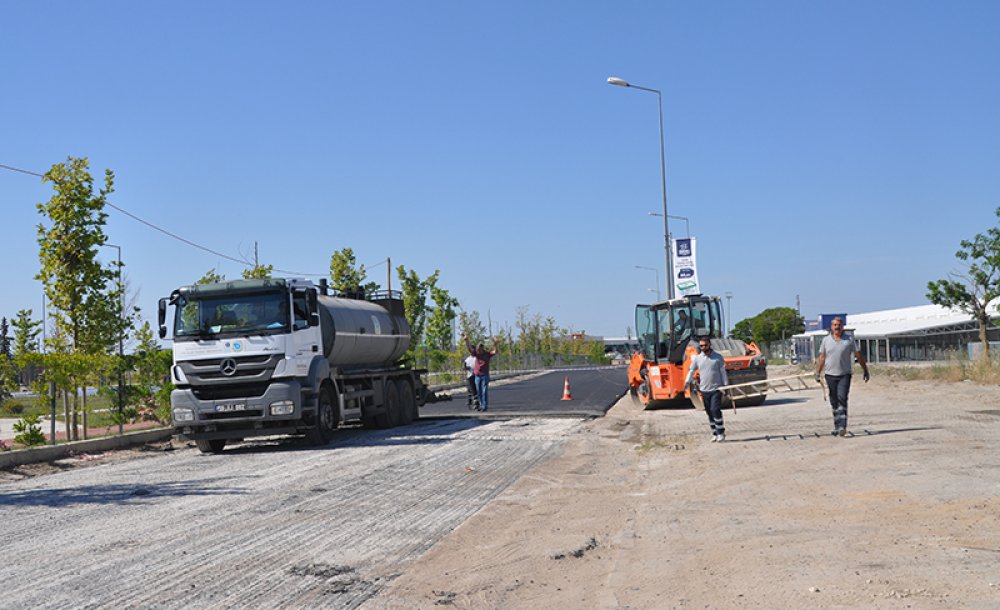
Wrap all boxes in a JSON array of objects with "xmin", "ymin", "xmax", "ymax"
[{"xmin": 0, "ymin": 417, "xmax": 582, "ymax": 609}]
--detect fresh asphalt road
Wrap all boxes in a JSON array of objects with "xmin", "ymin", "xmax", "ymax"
[{"xmin": 421, "ymin": 366, "xmax": 629, "ymax": 418}]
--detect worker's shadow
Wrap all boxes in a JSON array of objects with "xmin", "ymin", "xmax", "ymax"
[{"xmin": 730, "ymin": 425, "xmax": 942, "ymax": 443}]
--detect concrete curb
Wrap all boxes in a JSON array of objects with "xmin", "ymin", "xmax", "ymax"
[{"xmin": 0, "ymin": 428, "xmax": 174, "ymax": 470}]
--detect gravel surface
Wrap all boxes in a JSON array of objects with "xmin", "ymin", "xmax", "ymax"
[{"xmin": 0, "ymin": 418, "xmax": 582, "ymax": 609}]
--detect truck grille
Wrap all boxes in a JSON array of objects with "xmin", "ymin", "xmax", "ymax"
[
  {"xmin": 179, "ymin": 354, "xmax": 282, "ymax": 387},
  {"xmin": 192, "ymin": 382, "xmax": 270, "ymax": 401}
]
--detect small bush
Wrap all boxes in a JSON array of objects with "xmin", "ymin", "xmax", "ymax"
[{"xmin": 13, "ymin": 414, "xmax": 47, "ymax": 446}]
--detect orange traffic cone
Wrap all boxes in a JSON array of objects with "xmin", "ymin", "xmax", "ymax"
[{"xmin": 561, "ymin": 376, "xmax": 573, "ymax": 401}]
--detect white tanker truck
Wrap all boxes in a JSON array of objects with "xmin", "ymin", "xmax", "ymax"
[{"xmin": 157, "ymin": 277, "xmax": 427, "ymax": 453}]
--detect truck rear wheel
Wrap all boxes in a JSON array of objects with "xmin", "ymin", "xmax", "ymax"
[
  {"xmin": 195, "ymin": 439, "xmax": 226, "ymax": 454},
  {"xmin": 374, "ymin": 381, "xmax": 400, "ymax": 429},
  {"xmin": 397, "ymin": 379, "xmax": 416, "ymax": 425},
  {"xmin": 306, "ymin": 385, "xmax": 337, "ymax": 445}
]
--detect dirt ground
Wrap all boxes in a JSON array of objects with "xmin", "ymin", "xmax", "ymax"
[{"xmin": 370, "ymin": 366, "xmax": 1000, "ymax": 610}]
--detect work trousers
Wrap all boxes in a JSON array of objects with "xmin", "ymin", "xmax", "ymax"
[
  {"xmin": 475, "ymin": 373, "xmax": 490, "ymax": 410},
  {"xmin": 466, "ymin": 375, "xmax": 477, "ymax": 405},
  {"xmin": 702, "ymin": 390, "xmax": 725, "ymax": 436},
  {"xmin": 825, "ymin": 374, "xmax": 852, "ymax": 431}
]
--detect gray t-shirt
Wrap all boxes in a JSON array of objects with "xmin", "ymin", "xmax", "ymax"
[
  {"xmin": 685, "ymin": 351, "xmax": 729, "ymax": 391},
  {"xmin": 820, "ymin": 334, "xmax": 858, "ymax": 376}
]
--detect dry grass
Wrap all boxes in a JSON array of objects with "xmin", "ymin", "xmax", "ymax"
[{"xmin": 878, "ymin": 358, "xmax": 1000, "ymax": 385}]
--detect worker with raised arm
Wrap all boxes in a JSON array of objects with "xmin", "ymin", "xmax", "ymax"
[
  {"xmin": 814, "ymin": 316, "xmax": 870, "ymax": 437},
  {"xmin": 463, "ymin": 334, "xmax": 500, "ymax": 412},
  {"xmin": 685, "ymin": 337, "xmax": 730, "ymax": 442}
]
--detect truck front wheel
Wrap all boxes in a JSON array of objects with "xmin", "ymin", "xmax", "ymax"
[
  {"xmin": 307, "ymin": 385, "xmax": 337, "ymax": 446},
  {"xmin": 195, "ymin": 439, "xmax": 226, "ymax": 454}
]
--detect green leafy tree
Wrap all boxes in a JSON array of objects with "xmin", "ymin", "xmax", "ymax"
[
  {"xmin": 329, "ymin": 247, "xmax": 380, "ymax": 295},
  {"xmin": 927, "ymin": 206, "xmax": 1000, "ymax": 360},
  {"xmin": 425, "ymin": 279, "xmax": 458, "ymax": 351},
  {"xmin": 242, "ymin": 264, "xmax": 273, "ymax": 279},
  {"xmin": 36, "ymin": 157, "xmax": 117, "ymax": 352},
  {"xmin": 731, "ymin": 308, "xmax": 803, "ymax": 344},
  {"xmin": 11, "ymin": 309, "xmax": 42, "ymax": 357},
  {"xmin": 731, "ymin": 318, "xmax": 753, "ymax": 343},
  {"xmin": 397, "ymin": 266, "xmax": 431, "ymax": 361},
  {"xmin": 749, "ymin": 307, "xmax": 805, "ymax": 344},
  {"xmin": 458, "ymin": 311, "xmax": 488, "ymax": 346},
  {"xmin": 36, "ymin": 156, "xmax": 121, "ymax": 439},
  {"xmin": 196, "ymin": 268, "xmax": 226, "ymax": 284},
  {"xmin": 131, "ymin": 321, "xmax": 174, "ymax": 422},
  {"xmin": 0, "ymin": 357, "xmax": 15, "ymax": 402}
]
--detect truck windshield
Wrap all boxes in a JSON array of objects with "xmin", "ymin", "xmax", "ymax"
[{"xmin": 174, "ymin": 291, "xmax": 289, "ymax": 339}]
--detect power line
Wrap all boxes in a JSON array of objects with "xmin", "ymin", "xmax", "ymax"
[{"xmin": 2, "ymin": 162, "xmax": 328, "ymax": 277}]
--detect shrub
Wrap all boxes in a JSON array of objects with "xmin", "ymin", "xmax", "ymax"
[{"xmin": 13, "ymin": 414, "xmax": 47, "ymax": 446}]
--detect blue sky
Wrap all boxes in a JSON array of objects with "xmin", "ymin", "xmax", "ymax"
[{"xmin": 2, "ymin": 1, "xmax": 998, "ymax": 340}]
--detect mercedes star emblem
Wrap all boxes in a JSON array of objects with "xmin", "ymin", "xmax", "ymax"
[{"xmin": 220, "ymin": 358, "xmax": 238, "ymax": 376}]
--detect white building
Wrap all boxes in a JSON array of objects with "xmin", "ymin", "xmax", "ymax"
[{"xmin": 793, "ymin": 303, "xmax": 1000, "ymax": 363}]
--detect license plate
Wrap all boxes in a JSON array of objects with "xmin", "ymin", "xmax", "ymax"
[{"xmin": 215, "ymin": 402, "xmax": 246, "ymax": 412}]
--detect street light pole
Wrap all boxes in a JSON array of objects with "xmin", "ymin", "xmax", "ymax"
[
  {"xmin": 105, "ymin": 243, "xmax": 124, "ymax": 435},
  {"xmin": 609, "ymin": 76, "xmax": 673, "ymax": 299},
  {"xmin": 725, "ymin": 291, "xmax": 733, "ymax": 336},
  {"xmin": 648, "ymin": 212, "xmax": 690, "ymax": 237},
  {"xmin": 634, "ymin": 265, "xmax": 661, "ymax": 301}
]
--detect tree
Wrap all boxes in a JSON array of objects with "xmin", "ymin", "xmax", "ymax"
[
  {"xmin": 329, "ymin": 247, "xmax": 380, "ymax": 295},
  {"xmin": 196, "ymin": 268, "xmax": 226, "ymax": 284},
  {"xmin": 731, "ymin": 307, "xmax": 804, "ymax": 344},
  {"xmin": 11, "ymin": 309, "xmax": 42, "ymax": 357},
  {"xmin": 36, "ymin": 156, "xmax": 120, "ymax": 439},
  {"xmin": 425, "ymin": 279, "xmax": 458, "ymax": 351},
  {"xmin": 458, "ymin": 311, "xmax": 488, "ymax": 346},
  {"xmin": 0, "ymin": 317, "xmax": 10, "ymax": 360},
  {"xmin": 242, "ymin": 264, "xmax": 273, "ymax": 279},
  {"xmin": 396, "ymin": 266, "xmax": 432, "ymax": 361},
  {"xmin": 749, "ymin": 307, "xmax": 805, "ymax": 344},
  {"xmin": 927, "ymin": 206, "xmax": 1000, "ymax": 360},
  {"xmin": 731, "ymin": 318, "xmax": 753, "ymax": 343}
]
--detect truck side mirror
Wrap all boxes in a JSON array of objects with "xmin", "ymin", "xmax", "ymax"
[
  {"xmin": 307, "ymin": 289, "xmax": 320, "ymax": 327},
  {"xmin": 158, "ymin": 298, "xmax": 168, "ymax": 339}
]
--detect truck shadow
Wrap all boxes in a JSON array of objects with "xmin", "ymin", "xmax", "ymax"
[
  {"xmin": 219, "ymin": 418, "xmax": 497, "ymax": 454},
  {"xmin": 0, "ymin": 477, "xmax": 250, "ymax": 508}
]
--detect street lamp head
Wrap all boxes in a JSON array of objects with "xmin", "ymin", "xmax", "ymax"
[{"xmin": 607, "ymin": 77, "xmax": 630, "ymax": 87}]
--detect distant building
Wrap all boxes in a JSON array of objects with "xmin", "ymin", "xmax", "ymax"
[{"xmin": 793, "ymin": 303, "xmax": 1000, "ymax": 363}]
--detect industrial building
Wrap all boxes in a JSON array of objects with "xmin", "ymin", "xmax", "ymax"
[{"xmin": 794, "ymin": 303, "xmax": 1000, "ymax": 364}]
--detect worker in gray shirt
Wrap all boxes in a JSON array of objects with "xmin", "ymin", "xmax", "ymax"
[
  {"xmin": 685, "ymin": 337, "xmax": 730, "ymax": 442},
  {"xmin": 814, "ymin": 317, "xmax": 870, "ymax": 436}
]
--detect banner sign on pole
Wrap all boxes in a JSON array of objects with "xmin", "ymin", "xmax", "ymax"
[{"xmin": 673, "ymin": 237, "xmax": 700, "ymax": 296}]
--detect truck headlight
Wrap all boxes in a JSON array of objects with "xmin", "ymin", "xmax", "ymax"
[
  {"xmin": 270, "ymin": 400, "xmax": 295, "ymax": 415},
  {"xmin": 173, "ymin": 408, "xmax": 194, "ymax": 422}
]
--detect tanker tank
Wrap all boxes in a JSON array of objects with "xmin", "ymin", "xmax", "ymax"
[{"xmin": 317, "ymin": 294, "xmax": 410, "ymax": 369}]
